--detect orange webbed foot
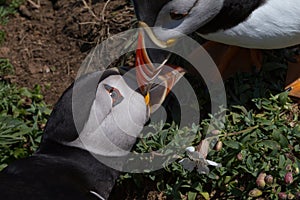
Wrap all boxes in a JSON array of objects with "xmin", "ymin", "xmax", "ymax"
[{"xmin": 202, "ymin": 41, "xmax": 263, "ymax": 79}]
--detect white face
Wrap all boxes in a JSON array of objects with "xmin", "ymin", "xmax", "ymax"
[
  {"xmin": 68, "ymin": 75, "xmax": 149, "ymax": 157},
  {"xmin": 153, "ymin": 0, "xmax": 224, "ymax": 41}
]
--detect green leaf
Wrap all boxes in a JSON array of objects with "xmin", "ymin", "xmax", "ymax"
[
  {"xmin": 279, "ymin": 155, "xmax": 286, "ymax": 169},
  {"xmin": 188, "ymin": 191, "xmax": 197, "ymax": 200},
  {"xmin": 232, "ymin": 105, "xmax": 248, "ymax": 114},
  {"xmin": 246, "ymin": 156, "xmax": 255, "ymax": 171},
  {"xmin": 223, "ymin": 140, "xmax": 241, "ymax": 149},
  {"xmin": 224, "ymin": 176, "xmax": 232, "ymax": 184},
  {"xmin": 272, "ymin": 130, "xmax": 289, "ymax": 148},
  {"xmin": 259, "ymin": 140, "xmax": 280, "ymax": 149},
  {"xmin": 292, "ymin": 125, "xmax": 300, "ymax": 138},
  {"xmin": 191, "ymin": 182, "xmax": 202, "ymax": 192},
  {"xmin": 277, "ymin": 92, "xmax": 289, "ymax": 105},
  {"xmin": 200, "ymin": 192, "xmax": 210, "ymax": 200},
  {"xmin": 278, "ymin": 134, "xmax": 289, "ymax": 148}
]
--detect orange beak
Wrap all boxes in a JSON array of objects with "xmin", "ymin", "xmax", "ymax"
[
  {"xmin": 285, "ymin": 78, "xmax": 300, "ymax": 99},
  {"xmin": 135, "ymin": 30, "xmax": 185, "ymax": 112},
  {"xmin": 135, "ymin": 31, "xmax": 157, "ymax": 95}
]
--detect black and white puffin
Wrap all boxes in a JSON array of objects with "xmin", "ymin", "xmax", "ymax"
[
  {"xmin": 134, "ymin": 0, "xmax": 300, "ymax": 49},
  {"xmin": 132, "ymin": 0, "xmax": 300, "ymax": 96},
  {"xmin": 0, "ymin": 68, "xmax": 182, "ymax": 200}
]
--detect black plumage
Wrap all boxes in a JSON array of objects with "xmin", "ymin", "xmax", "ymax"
[
  {"xmin": 198, "ymin": 0, "xmax": 266, "ymax": 34},
  {"xmin": 0, "ymin": 70, "xmax": 122, "ymax": 200}
]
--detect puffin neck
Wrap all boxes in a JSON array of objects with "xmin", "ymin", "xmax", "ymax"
[
  {"xmin": 36, "ymin": 140, "xmax": 120, "ymax": 199},
  {"xmin": 198, "ymin": 0, "xmax": 266, "ymax": 34}
]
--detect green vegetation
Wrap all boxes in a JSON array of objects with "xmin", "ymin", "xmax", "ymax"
[
  {"xmin": 0, "ymin": 0, "xmax": 23, "ymax": 24},
  {"xmin": 120, "ymin": 94, "xmax": 300, "ymax": 199},
  {"xmin": 118, "ymin": 60, "xmax": 300, "ymax": 199},
  {"xmin": 0, "ymin": 0, "xmax": 24, "ymax": 44},
  {"xmin": 0, "ymin": 58, "xmax": 51, "ymax": 171}
]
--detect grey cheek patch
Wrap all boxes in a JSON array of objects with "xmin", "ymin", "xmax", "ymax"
[{"xmin": 112, "ymin": 96, "xmax": 124, "ymax": 107}]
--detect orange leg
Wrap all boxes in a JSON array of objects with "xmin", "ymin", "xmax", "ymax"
[
  {"xmin": 250, "ymin": 49, "xmax": 263, "ymax": 72},
  {"xmin": 285, "ymin": 55, "xmax": 300, "ymax": 99},
  {"xmin": 218, "ymin": 45, "xmax": 241, "ymax": 75},
  {"xmin": 202, "ymin": 41, "xmax": 263, "ymax": 79},
  {"xmin": 201, "ymin": 41, "xmax": 300, "ymax": 100}
]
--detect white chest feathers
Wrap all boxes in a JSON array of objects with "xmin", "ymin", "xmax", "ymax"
[{"xmin": 202, "ymin": 0, "xmax": 300, "ymax": 49}]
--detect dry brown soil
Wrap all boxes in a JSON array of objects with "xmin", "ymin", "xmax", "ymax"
[{"xmin": 1, "ymin": 0, "xmax": 134, "ymax": 105}]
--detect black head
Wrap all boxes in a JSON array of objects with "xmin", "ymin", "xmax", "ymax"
[
  {"xmin": 41, "ymin": 70, "xmax": 121, "ymax": 144},
  {"xmin": 132, "ymin": 0, "xmax": 171, "ymax": 27}
]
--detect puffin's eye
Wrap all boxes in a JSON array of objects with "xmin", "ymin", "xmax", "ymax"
[
  {"xmin": 169, "ymin": 10, "xmax": 188, "ymax": 20},
  {"xmin": 103, "ymin": 84, "xmax": 124, "ymax": 107}
]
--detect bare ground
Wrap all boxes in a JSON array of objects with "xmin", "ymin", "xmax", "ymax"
[{"xmin": 1, "ymin": 0, "xmax": 134, "ymax": 105}]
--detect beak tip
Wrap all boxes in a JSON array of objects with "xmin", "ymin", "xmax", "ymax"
[
  {"xmin": 144, "ymin": 92, "xmax": 150, "ymax": 106},
  {"xmin": 166, "ymin": 38, "xmax": 177, "ymax": 46}
]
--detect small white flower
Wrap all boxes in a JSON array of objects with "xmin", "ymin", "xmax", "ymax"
[{"xmin": 179, "ymin": 146, "xmax": 221, "ymax": 174}]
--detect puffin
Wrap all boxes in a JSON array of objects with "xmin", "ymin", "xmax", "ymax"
[
  {"xmin": 132, "ymin": 0, "xmax": 300, "ymax": 97},
  {"xmin": 0, "ymin": 68, "xmax": 183, "ymax": 200}
]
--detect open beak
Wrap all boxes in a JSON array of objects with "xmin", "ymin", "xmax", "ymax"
[
  {"xmin": 138, "ymin": 21, "xmax": 177, "ymax": 49},
  {"xmin": 141, "ymin": 65, "xmax": 185, "ymax": 113},
  {"xmin": 136, "ymin": 21, "xmax": 184, "ymax": 113}
]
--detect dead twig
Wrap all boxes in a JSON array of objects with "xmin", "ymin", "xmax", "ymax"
[
  {"xmin": 226, "ymin": 125, "xmax": 259, "ymax": 137},
  {"xmin": 81, "ymin": 0, "xmax": 101, "ymax": 21},
  {"xmin": 78, "ymin": 22, "xmax": 98, "ymax": 25},
  {"xmin": 27, "ymin": 0, "xmax": 40, "ymax": 9},
  {"xmin": 67, "ymin": 62, "xmax": 70, "ymax": 75},
  {"xmin": 101, "ymin": 0, "xmax": 111, "ymax": 22}
]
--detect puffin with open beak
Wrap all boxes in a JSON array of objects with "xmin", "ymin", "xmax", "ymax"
[
  {"xmin": 132, "ymin": 0, "xmax": 300, "ymax": 98},
  {"xmin": 0, "ymin": 67, "xmax": 183, "ymax": 200}
]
